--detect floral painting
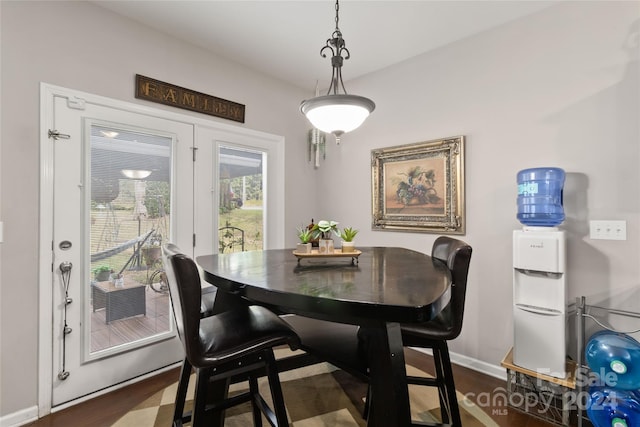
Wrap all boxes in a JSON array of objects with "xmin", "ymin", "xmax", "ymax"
[
  {"xmin": 384, "ymin": 159, "xmax": 446, "ymax": 215},
  {"xmin": 371, "ymin": 136, "xmax": 465, "ymax": 234}
]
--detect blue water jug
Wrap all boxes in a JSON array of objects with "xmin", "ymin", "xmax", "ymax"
[
  {"xmin": 586, "ymin": 331, "xmax": 640, "ymax": 390},
  {"xmin": 517, "ymin": 167, "xmax": 565, "ymax": 227},
  {"xmin": 587, "ymin": 386, "xmax": 640, "ymax": 427}
]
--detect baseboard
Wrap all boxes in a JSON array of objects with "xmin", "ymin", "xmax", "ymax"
[
  {"xmin": 411, "ymin": 347, "xmax": 507, "ymax": 381},
  {"xmin": 1, "ymin": 362, "xmax": 182, "ymax": 427},
  {"xmin": 0, "ymin": 405, "xmax": 38, "ymax": 427}
]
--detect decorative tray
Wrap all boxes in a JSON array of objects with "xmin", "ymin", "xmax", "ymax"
[{"xmin": 292, "ymin": 249, "xmax": 362, "ymax": 264}]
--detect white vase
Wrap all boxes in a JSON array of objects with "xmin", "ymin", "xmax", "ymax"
[
  {"xmin": 341, "ymin": 241, "xmax": 356, "ymax": 253},
  {"xmin": 318, "ymin": 239, "xmax": 334, "ymax": 254},
  {"xmin": 113, "ymin": 274, "xmax": 125, "ymax": 288},
  {"xmin": 296, "ymin": 243, "xmax": 312, "ymax": 253}
]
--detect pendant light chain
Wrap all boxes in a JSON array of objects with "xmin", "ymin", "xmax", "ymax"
[
  {"xmin": 322, "ymin": 0, "xmax": 350, "ymax": 96},
  {"xmin": 333, "ymin": 0, "xmax": 348, "ymax": 95},
  {"xmin": 299, "ymin": 0, "xmax": 375, "ymax": 141}
]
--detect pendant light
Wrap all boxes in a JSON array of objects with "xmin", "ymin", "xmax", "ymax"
[{"xmin": 300, "ymin": 0, "xmax": 375, "ymax": 144}]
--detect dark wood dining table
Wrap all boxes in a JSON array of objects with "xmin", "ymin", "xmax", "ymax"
[{"xmin": 196, "ymin": 247, "xmax": 452, "ymax": 427}]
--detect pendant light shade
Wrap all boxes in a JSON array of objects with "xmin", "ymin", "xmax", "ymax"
[
  {"xmin": 121, "ymin": 169, "xmax": 152, "ymax": 179},
  {"xmin": 301, "ymin": 94, "xmax": 375, "ymax": 136},
  {"xmin": 300, "ymin": 0, "xmax": 375, "ymax": 143}
]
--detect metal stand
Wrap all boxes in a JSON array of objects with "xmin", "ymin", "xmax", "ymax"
[
  {"xmin": 576, "ymin": 297, "xmax": 586, "ymax": 427},
  {"xmin": 576, "ymin": 295, "xmax": 640, "ymax": 427}
]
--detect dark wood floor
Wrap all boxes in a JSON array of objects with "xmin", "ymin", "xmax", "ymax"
[{"xmin": 27, "ymin": 348, "xmax": 567, "ymax": 427}]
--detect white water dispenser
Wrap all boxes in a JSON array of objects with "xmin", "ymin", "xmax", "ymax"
[{"xmin": 513, "ymin": 227, "xmax": 567, "ymax": 378}]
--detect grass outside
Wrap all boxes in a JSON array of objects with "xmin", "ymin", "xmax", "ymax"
[
  {"xmin": 90, "ymin": 199, "xmax": 264, "ymax": 282},
  {"xmin": 219, "ymin": 200, "xmax": 264, "ymax": 252},
  {"xmin": 90, "ymin": 207, "xmax": 166, "ymax": 283}
]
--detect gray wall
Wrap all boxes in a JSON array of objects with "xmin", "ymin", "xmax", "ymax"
[
  {"xmin": 2, "ymin": 0, "xmax": 639, "ymax": 421},
  {"xmin": 320, "ymin": 0, "xmax": 639, "ymax": 364},
  {"xmin": 0, "ymin": 0, "xmax": 315, "ymax": 418}
]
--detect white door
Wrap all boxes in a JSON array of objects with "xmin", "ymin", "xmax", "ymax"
[
  {"xmin": 194, "ymin": 125, "xmax": 285, "ymax": 257},
  {"xmin": 41, "ymin": 87, "xmax": 193, "ymax": 407}
]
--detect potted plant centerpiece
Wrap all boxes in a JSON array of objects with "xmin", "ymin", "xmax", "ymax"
[
  {"xmin": 339, "ymin": 226, "xmax": 359, "ymax": 253},
  {"xmin": 312, "ymin": 220, "xmax": 339, "ymax": 254},
  {"xmin": 296, "ymin": 226, "xmax": 313, "ymax": 254}
]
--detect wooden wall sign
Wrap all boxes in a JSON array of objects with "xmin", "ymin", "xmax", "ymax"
[{"xmin": 135, "ymin": 74, "xmax": 245, "ymax": 123}]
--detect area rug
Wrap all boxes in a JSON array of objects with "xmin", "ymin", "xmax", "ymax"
[{"xmin": 113, "ymin": 348, "xmax": 498, "ymax": 426}]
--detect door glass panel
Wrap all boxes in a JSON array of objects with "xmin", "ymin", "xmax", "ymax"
[
  {"xmin": 218, "ymin": 146, "xmax": 264, "ymax": 253},
  {"xmin": 89, "ymin": 124, "xmax": 172, "ymax": 355}
]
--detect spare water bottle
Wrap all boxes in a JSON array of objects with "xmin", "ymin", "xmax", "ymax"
[
  {"xmin": 517, "ymin": 167, "xmax": 565, "ymax": 227},
  {"xmin": 587, "ymin": 386, "xmax": 640, "ymax": 427},
  {"xmin": 585, "ymin": 331, "xmax": 640, "ymax": 390}
]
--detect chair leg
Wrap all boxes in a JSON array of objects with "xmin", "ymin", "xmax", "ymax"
[
  {"xmin": 432, "ymin": 344, "xmax": 451, "ymax": 424},
  {"xmin": 264, "ymin": 349, "xmax": 289, "ymax": 427},
  {"xmin": 249, "ymin": 375, "xmax": 263, "ymax": 427},
  {"xmin": 362, "ymin": 343, "xmax": 462, "ymax": 426},
  {"xmin": 362, "ymin": 385, "xmax": 371, "ymax": 420},
  {"xmin": 435, "ymin": 341, "xmax": 462, "ymax": 427},
  {"xmin": 191, "ymin": 368, "xmax": 210, "ymax": 427},
  {"xmin": 173, "ymin": 358, "xmax": 192, "ymax": 427}
]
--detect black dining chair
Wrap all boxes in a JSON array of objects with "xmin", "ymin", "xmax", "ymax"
[
  {"xmin": 366, "ymin": 236, "xmax": 472, "ymax": 426},
  {"xmin": 171, "ymin": 285, "xmax": 217, "ymax": 426},
  {"xmin": 162, "ymin": 243, "xmax": 300, "ymax": 427}
]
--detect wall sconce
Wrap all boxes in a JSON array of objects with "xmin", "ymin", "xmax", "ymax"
[{"xmin": 308, "ymin": 128, "xmax": 326, "ymax": 168}]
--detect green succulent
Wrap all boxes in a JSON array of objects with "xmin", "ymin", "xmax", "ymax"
[
  {"xmin": 297, "ymin": 226, "xmax": 313, "ymax": 244},
  {"xmin": 339, "ymin": 227, "xmax": 359, "ymax": 242}
]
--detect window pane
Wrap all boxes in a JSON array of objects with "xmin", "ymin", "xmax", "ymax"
[
  {"xmin": 89, "ymin": 124, "xmax": 172, "ymax": 354},
  {"xmin": 218, "ymin": 146, "xmax": 264, "ymax": 253}
]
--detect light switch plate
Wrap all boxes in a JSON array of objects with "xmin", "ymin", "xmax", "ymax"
[{"xmin": 589, "ymin": 220, "xmax": 627, "ymax": 240}]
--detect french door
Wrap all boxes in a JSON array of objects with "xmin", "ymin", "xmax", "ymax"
[
  {"xmin": 40, "ymin": 85, "xmax": 193, "ymax": 408},
  {"xmin": 40, "ymin": 83, "xmax": 285, "ymax": 414},
  {"xmin": 193, "ymin": 124, "xmax": 285, "ymax": 258}
]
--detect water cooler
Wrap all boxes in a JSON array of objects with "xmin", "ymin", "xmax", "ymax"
[
  {"xmin": 513, "ymin": 167, "xmax": 567, "ymax": 378},
  {"xmin": 513, "ymin": 227, "xmax": 567, "ymax": 377}
]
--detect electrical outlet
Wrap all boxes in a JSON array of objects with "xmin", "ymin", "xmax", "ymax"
[{"xmin": 589, "ymin": 220, "xmax": 627, "ymax": 240}]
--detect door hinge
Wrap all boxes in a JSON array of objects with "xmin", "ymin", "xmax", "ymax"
[
  {"xmin": 191, "ymin": 146, "xmax": 198, "ymax": 162},
  {"xmin": 48, "ymin": 130, "xmax": 71, "ymax": 140},
  {"xmin": 193, "ymin": 233, "xmax": 196, "ymax": 247}
]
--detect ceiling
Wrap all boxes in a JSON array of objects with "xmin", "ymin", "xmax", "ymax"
[{"xmin": 92, "ymin": 1, "xmax": 553, "ymax": 91}]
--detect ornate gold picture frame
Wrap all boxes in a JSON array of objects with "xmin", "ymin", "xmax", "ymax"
[{"xmin": 371, "ymin": 136, "xmax": 465, "ymax": 234}]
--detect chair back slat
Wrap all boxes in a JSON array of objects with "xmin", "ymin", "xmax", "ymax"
[
  {"xmin": 431, "ymin": 236, "xmax": 473, "ymax": 339},
  {"xmin": 162, "ymin": 243, "xmax": 203, "ymax": 365}
]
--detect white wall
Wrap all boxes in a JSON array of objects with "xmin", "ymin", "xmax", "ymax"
[
  {"xmin": 0, "ymin": 0, "xmax": 315, "ymax": 418},
  {"xmin": 321, "ymin": 0, "xmax": 639, "ymax": 364},
  {"xmin": 1, "ymin": 0, "xmax": 639, "ymax": 421}
]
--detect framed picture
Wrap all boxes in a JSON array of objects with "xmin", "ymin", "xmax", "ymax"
[{"xmin": 371, "ymin": 136, "xmax": 465, "ymax": 234}]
